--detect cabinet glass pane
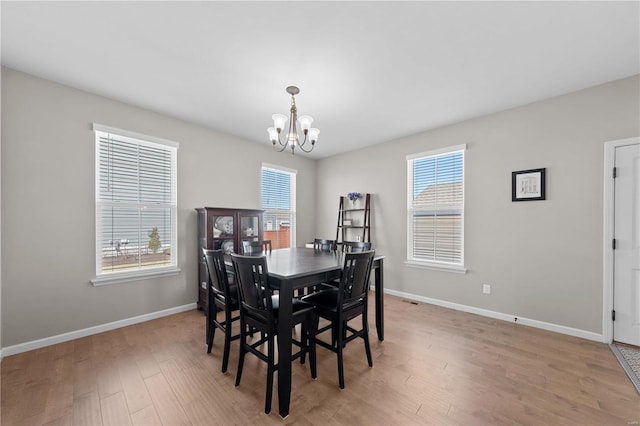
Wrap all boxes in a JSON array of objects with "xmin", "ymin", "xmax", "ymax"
[
  {"xmin": 241, "ymin": 216, "xmax": 259, "ymax": 238},
  {"xmin": 213, "ymin": 215, "xmax": 234, "ymax": 237}
]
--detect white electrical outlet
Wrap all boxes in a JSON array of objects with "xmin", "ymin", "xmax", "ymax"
[{"xmin": 483, "ymin": 284, "xmax": 491, "ymax": 294}]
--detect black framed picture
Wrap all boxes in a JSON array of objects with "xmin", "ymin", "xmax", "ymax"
[{"xmin": 512, "ymin": 168, "xmax": 546, "ymax": 201}]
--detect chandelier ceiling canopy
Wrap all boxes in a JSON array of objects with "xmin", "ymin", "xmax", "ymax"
[{"xmin": 268, "ymin": 86, "xmax": 319, "ymax": 155}]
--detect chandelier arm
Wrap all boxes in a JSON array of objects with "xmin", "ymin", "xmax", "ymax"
[
  {"xmin": 297, "ymin": 139, "xmax": 315, "ymax": 153},
  {"xmin": 297, "ymin": 133, "xmax": 309, "ymax": 149},
  {"xmin": 277, "ymin": 135, "xmax": 288, "ymax": 148},
  {"xmin": 272, "ymin": 135, "xmax": 289, "ymax": 152}
]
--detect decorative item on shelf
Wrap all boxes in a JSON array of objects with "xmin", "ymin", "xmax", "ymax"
[
  {"xmin": 268, "ymin": 85, "xmax": 320, "ymax": 155},
  {"xmin": 347, "ymin": 192, "xmax": 362, "ymax": 208}
]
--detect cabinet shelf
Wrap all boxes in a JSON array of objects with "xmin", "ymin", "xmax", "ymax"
[{"xmin": 336, "ymin": 194, "xmax": 371, "ymax": 244}]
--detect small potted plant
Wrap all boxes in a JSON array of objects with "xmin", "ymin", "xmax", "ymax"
[{"xmin": 347, "ymin": 192, "xmax": 362, "ymax": 208}]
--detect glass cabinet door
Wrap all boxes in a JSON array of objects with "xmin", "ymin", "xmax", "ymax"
[
  {"xmin": 240, "ymin": 214, "xmax": 260, "ymax": 240},
  {"xmin": 212, "ymin": 215, "xmax": 235, "ymax": 253}
]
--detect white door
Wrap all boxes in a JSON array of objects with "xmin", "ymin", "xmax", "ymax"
[{"xmin": 613, "ymin": 142, "xmax": 640, "ymax": 346}]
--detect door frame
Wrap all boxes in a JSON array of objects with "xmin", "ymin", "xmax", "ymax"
[{"xmin": 602, "ymin": 136, "xmax": 639, "ymax": 343}]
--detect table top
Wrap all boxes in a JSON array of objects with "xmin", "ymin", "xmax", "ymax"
[
  {"xmin": 261, "ymin": 247, "xmax": 384, "ymax": 279},
  {"xmin": 261, "ymin": 247, "xmax": 345, "ymax": 279}
]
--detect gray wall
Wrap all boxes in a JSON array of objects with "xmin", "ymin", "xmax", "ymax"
[
  {"xmin": 316, "ymin": 75, "xmax": 640, "ymax": 334},
  {"xmin": 2, "ymin": 66, "xmax": 638, "ymax": 348},
  {"xmin": 1, "ymin": 67, "xmax": 317, "ymax": 347}
]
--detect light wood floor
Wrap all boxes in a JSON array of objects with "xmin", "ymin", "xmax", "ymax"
[{"xmin": 2, "ymin": 294, "xmax": 639, "ymax": 425}]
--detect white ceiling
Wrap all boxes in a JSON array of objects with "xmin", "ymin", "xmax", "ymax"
[{"xmin": 2, "ymin": 1, "xmax": 639, "ymax": 159}]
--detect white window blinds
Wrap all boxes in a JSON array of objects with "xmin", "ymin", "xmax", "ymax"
[
  {"xmin": 261, "ymin": 164, "xmax": 296, "ymax": 249},
  {"xmin": 407, "ymin": 145, "xmax": 465, "ymax": 268},
  {"xmin": 94, "ymin": 125, "xmax": 178, "ymax": 279}
]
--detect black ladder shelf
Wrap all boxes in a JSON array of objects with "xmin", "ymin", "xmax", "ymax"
[{"xmin": 336, "ymin": 193, "xmax": 371, "ymax": 244}]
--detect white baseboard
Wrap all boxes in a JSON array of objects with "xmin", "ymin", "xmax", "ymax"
[
  {"xmin": 1, "ymin": 303, "xmax": 197, "ymax": 358},
  {"xmin": 2, "ymin": 290, "xmax": 604, "ymax": 359},
  {"xmin": 384, "ymin": 289, "xmax": 603, "ymax": 343}
]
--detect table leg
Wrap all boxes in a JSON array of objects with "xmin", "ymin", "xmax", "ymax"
[
  {"xmin": 277, "ymin": 280, "xmax": 293, "ymax": 418},
  {"xmin": 375, "ymin": 259, "xmax": 384, "ymax": 341}
]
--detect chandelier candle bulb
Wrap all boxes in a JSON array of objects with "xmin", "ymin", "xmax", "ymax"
[
  {"xmin": 272, "ymin": 114, "xmax": 287, "ymax": 132},
  {"xmin": 298, "ymin": 115, "xmax": 313, "ymax": 132}
]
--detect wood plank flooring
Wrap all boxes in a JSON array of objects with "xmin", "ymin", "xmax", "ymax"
[{"xmin": 2, "ymin": 294, "xmax": 639, "ymax": 425}]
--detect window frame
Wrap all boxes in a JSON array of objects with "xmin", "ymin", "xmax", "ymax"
[
  {"xmin": 91, "ymin": 124, "xmax": 180, "ymax": 286},
  {"xmin": 261, "ymin": 163, "xmax": 297, "ymax": 249},
  {"xmin": 406, "ymin": 144, "xmax": 467, "ymax": 273}
]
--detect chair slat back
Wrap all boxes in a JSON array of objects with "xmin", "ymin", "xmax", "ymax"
[
  {"xmin": 202, "ymin": 248, "xmax": 231, "ymax": 299},
  {"xmin": 342, "ymin": 241, "xmax": 372, "ymax": 253},
  {"xmin": 231, "ymin": 254, "xmax": 273, "ymax": 318},
  {"xmin": 338, "ymin": 250, "xmax": 375, "ymax": 306},
  {"xmin": 314, "ymin": 238, "xmax": 337, "ymax": 251}
]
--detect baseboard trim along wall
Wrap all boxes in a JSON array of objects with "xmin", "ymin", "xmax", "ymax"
[
  {"xmin": 2, "ymin": 289, "xmax": 604, "ymax": 358},
  {"xmin": 384, "ymin": 289, "xmax": 603, "ymax": 343},
  {"xmin": 1, "ymin": 303, "xmax": 198, "ymax": 358}
]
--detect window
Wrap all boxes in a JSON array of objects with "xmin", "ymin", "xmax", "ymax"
[
  {"xmin": 407, "ymin": 144, "xmax": 465, "ymax": 272},
  {"xmin": 92, "ymin": 124, "xmax": 179, "ymax": 285},
  {"xmin": 261, "ymin": 164, "xmax": 296, "ymax": 249}
]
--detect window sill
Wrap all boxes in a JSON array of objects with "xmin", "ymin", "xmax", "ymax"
[
  {"xmin": 91, "ymin": 266, "xmax": 181, "ymax": 286},
  {"xmin": 405, "ymin": 260, "xmax": 467, "ymax": 274}
]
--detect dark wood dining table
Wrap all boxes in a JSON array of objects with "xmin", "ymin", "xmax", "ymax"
[{"xmin": 260, "ymin": 247, "xmax": 385, "ymax": 418}]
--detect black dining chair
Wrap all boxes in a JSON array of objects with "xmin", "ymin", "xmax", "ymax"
[
  {"xmin": 341, "ymin": 241, "xmax": 372, "ymax": 253},
  {"xmin": 230, "ymin": 253, "xmax": 317, "ymax": 414},
  {"xmin": 302, "ymin": 250, "xmax": 375, "ymax": 389},
  {"xmin": 202, "ymin": 248, "xmax": 241, "ymax": 373},
  {"xmin": 262, "ymin": 239, "xmax": 273, "ymax": 253},
  {"xmin": 242, "ymin": 240, "xmax": 264, "ymax": 255},
  {"xmin": 313, "ymin": 238, "xmax": 337, "ymax": 251}
]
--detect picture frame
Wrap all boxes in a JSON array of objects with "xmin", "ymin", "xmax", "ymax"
[{"xmin": 512, "ymin": 168, "xmax": 546, "ymax": 201}]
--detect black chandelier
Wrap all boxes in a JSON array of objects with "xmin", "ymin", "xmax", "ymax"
[{"xmin": 268, "ymin": 86, "xmax": 319, "ymax": 155}]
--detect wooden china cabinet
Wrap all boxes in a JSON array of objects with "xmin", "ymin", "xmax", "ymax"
[{"xmin": 195, "ymin": 207, "xmax": 264, "ymax": 311}]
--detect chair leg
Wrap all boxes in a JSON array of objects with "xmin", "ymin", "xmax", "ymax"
[
  {"xmin": 235, "ymin": 324, "xmax": 246, "ymax": 387},
  {"xmin": 337, "ymin": 320, "xmax": 345, "ymax": 390},
  {"xmin": 265, "ymin": 335, "xmax": 275, "ymax": 414},
  {"xmin": 300, "ymin": 321, "xmax": 308, "ymax": 365},
  {"xmin": 222, "ymin": 325, "xmax": 232, "ymax": 373},
  {"xmin": 309, "ymin": 316, "xmax": 317, "ymax": 380},
  {"xmin": 363, "ymin": 316, "xmax": 373, "ymax": 368},
  {"xmin": 207, "ymin": 322, "xmax": 215, "ymax": 354},
  {"xmin": 331, "ymin": 322, "xmax": 338, "ymax": 347}
]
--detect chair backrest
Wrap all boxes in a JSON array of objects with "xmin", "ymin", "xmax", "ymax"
[
  {"xmin": 342, "ymin": 241, "xmax": 372, "ymax": 253},
  {"xmin": 202, "ymin": 248, "xmax": 233, "ymax": 300},
  {"xmin": 262, "ymin": 239, "xmax": 273, "ymax": 253},
  {"xmin": 314, "ymin": 238, "xmax": 337, "ymax": 252},
  {"xmin": 230, "ymin": 254, "xmax": 274, "ymax": 320},
  {"xmin": 242, "ymin": 240, "xmax": 264, "ymax": 255},
  {"xmin": 337, "ymin": 250, "xmax": 375, "ymax": 308}
]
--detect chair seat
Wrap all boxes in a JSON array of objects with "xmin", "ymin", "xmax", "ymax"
[
  {"xmin": 213, "ymin": 284, "xmax": 239, "ymax": 306},
  {"xmin": 301, "ymin": 288, "xmax": 339, "ymax": 311},
  {"xmin": 302, "ymin": 288, "xmax": 364, "ymax": 314},
  {"xmin": 271, "ymin": 295, "xmax": 315, "ymax": 318}
]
